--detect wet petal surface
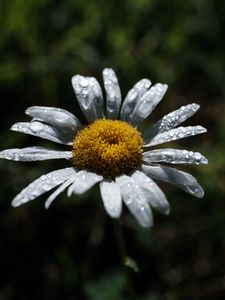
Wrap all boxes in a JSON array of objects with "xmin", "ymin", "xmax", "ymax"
[
  {"xmin": 45, "ymin": 177, "xmax": 75, "ymax": 209},
  {"xmin": 130, "ymin": 83, "xmax": 168, "ymax": 126},
  {"xmin": 0, "ymin": 147, "xmax": 72, "ymax": 161},
  {"xmin": 141, "ymin": 164, "xmax": 204, "ymax": 198},
  {"xmin": 100, "ymin": 180, "xmax": 122, "ymax": 218},
  {"xmin": 132, "ymin": 170, "xmax": 170, "ymax": 215},
  {"xmin": 67, "ymin": 170, "xmax": 103, "ymax": 196},
  {"xmin": 120, "ymin": 79, "xmax": 151, "ymax": 123},
  {"xmin": 143, "ymin": 103, "xmax": 200, "ymax": 142},
  {"xmin": 25, "ymin": 106, "xmax": 81, "ymax": 132},
  {"xmin": 12, "ymin": 167, "xmax": 76, "ymax": 207},
  {"xmin": 71, "ymin": 75, "xmax": 104, "ymax": 122},
  {"xmin": 11, "ymin": 121, "xmax": 73, "ymax": 145},
  {"xmin": 103, "ymin": 68, "xmax": 121, "ymax": 119},
  {"xmin": 116, "ymin": 175, "xmax": 153, "ymax": 227},
  {"xmin": 143, "ymin": 148, "xmax": 208, "ymax": 165},
  {"xmin": 144, "ymin": 125, "xmax": 207, "ymax": 147}
]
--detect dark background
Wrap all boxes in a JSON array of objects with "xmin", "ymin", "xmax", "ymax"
[{"xmin": 0, "ymin": 0, "xmax": 224, "ymax": 299}]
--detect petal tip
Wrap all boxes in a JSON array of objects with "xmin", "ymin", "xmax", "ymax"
[
  {"xmin": 199, "ymin": 126, "xmax": 207, "ymax": 133},
  {"xmin": 193, "ymin": 103, "xmax": 200, "ymax": 110},
  {"xmin": 108, "ymin": 212, "xmax": 121, "ymax": 219},
  {"xmin": 25, "ymin": 107, "xmax": 32, "ymax": 116},
  {"xmin": 103, "ymin": 67, "xmax": 114, "ymax": 75},
  {"xmin": 25, "ymin": 106, "xmax": 40, "ymax": 117},
  {"xmin": 10, "ymin": 124, "xmax": 17, "ymax": 131},
  {"xmin": 44, "ymin": 201, "xmax": 51, "ymax": 209},
  {"xmin": 165, "ymin": 207, "xmax": 171, "ymax": 215},
  {"xmin": 197, "ymin": 192, "xmax": 204, "ymax": 199},
  {"xmin": 141, "ymin": 219, "xmax": 154, "ymax": 228},
  {"xmin": 202, "ymin": 157, "xmax": 208, "ymax": 164},
  {"xmin": 11, "ymin": 200, "xmax": 20, "ymax": 207},
  {"xmin": 71, "ymin": 75, "xmax": 81, "ymax": 85}
]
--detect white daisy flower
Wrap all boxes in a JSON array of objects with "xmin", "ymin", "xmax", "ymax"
[{"xmin": 0, "ymin": 68, "xmax": 208, "ymax": 227}]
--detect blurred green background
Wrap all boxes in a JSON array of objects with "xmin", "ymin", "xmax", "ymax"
[{"xmin": 0, "ymin": 0, "xmax": 224, "ymax": 299}]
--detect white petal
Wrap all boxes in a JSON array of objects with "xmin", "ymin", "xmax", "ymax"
[
  {"xmin": 143, "ymin": 148, "xmax": 208, "ymax": 165},
  {"xmin": 143, "ymin": 103, "xmax": 200, "ymax": 143},
  {"xmin": 130, "ymin": 83, "xmax": 168, "ymax": 126},
  {"xmin": 67, "ymin": 170, "xmax": 103, "ymax": 196},
  {"xmin": 0, "ymin": 147, "xmax": 73, "ymax": 161},
  {"xmin": 132, "ymin": 170, "xmax": 170, "ymax": 215},
  {"xmin": 26, "ymin": 106, "xmax": 81, "ymax": 132},
  {"xmin": 116, "ymin": 175, "xmax": 153, "ymax": 228},
  {"xmin": 11, "ymin": 121, "xmax": 73, "ymax": 145},
  {"xmin": 11, "ymin": 167, "xmax": 76, "ymax": 207},
  {"xmin": 141, "ymin": 164, "xmax": 204, "ymax": 198},
  {"xmin": 100, "ymin": 180, "xmax": 122, "ymax": 218},
  {"xmin": 45, "ymin": 177, "xmax": 75, "ymax": 209},
  {"xmin": 144, "ymin": 125, "xmax": 207, "ymax": 147},
  {"xmin": 71, "ymin": 75, "xmax": 104, "ymax": 123},
  {"xmin": 103, "ymin": 68, "xmax": 121, "ymax": 119},
  {"xmin": 120, "ymin": 79, "xmax": 151, "ymax": 122}
]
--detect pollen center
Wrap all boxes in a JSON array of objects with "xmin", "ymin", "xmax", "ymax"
[{"xmin": 72, "ymin": 119, "xmax": 144, "ymax": 178}]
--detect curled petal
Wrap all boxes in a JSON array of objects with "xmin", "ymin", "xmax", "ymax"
[
  {"xmin": 0, "ymin": 147, "xmax": 72, "ymax": 161},
  {"xmin": 132, "ymin": 170, "xmax": 170, "ymax": 215},
  {"xmin": 120, "ymin": 79, "xmax": 151, "ymax": 122},
  {"xmin": 116, "ymin": 175, "xmax": 153, "ymax": 227},
  {"xmin": 103, "ymin": 68, "xmax": 121, "ymax": 119},
  {"xmin": 11, "ymin": 121, "xmax": 73, "ymax": 145},
  {"xmin": 67, "ymin": 170, "xmax": 103, "ymax": 196},
  {"xmin": 141, "ymin": 164, "xmax": 204, "ymax": 198},
  {"xmin": 71, "ymin": 75, "xmax": 104, "ymax": 123},
  {"xmin": 25, "ymin": 106, "xmax": 81, "ymax": 133},
  {"xmin": 143, "ymin": 103, "xmax": 200, "ymax": 142},
  {"xmin": 143, "ymin": 148, "xmax": 208, "ymax": 165},
  {"xmin": 11, "ymin": 167, "xmax": 76, "ymax": 207},
  {"xmin": 100, "ymin": 180, "xmax": 122, "ymax": 218},
  {"xmin": 130, "ymin": 83, "xmax": 168, "ymax": 126},
  {"xmin": 144, "ymin": 125, "xmax": 207, "ymax": 147}
]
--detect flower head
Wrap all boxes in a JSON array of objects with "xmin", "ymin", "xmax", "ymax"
[{"xmin": 0, "ymin": 68, "xmax": 208, "ymax": 227}]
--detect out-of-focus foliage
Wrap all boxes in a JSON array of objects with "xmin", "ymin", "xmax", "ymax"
[{"xmin": 0, "ymin": 0, "xmax": 224, "ymax": 299}]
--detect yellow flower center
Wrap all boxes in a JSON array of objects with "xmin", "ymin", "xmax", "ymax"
[{"xmin": 72, "ymin": 119, "xmax": 144, "ymax": 178}]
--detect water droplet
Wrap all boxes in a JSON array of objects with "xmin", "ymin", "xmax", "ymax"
[
  {"xmin": 79, "ymin": 77, "xmax": 88, "ymax": 88},
  {"xmin": 14, "ymin": 153, "xmax": 19, "ymax": 161},
  {"xmin": 103, "ymin": 68, "xmax": 109, "ymax": 76},
  {"xmin": 143, "ymin": 80, "xmax": 151, "ymax": 89},
  {"xmin": 108, "ymin": 86, "xmax": 116, "ymax": 99},
  {"xmin": 30, "ymin": 122, "xmax": 43, "ymax": 133},
  {"xmin": 82, "ymin": 88, "xmax": 89, "ymax": 96},
  {"xmin": 126, "ymin": 196, "xmax": 133, "ymax": 205}
]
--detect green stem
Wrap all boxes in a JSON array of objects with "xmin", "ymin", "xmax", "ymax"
[
  {"xmin": 112, "ymin": 220, "xmax": 137, "ymax": 299},
  {"xmin": 113, "ymin": 220, "xmax": 126, "ymax": 263}
]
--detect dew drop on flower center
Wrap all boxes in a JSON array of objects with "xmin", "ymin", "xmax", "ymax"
[{"xmin": 72, "ymin": 119, "xmax": 144, "ymax": 178}]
